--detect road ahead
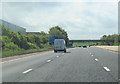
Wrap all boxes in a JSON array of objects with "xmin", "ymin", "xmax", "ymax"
[{"xmin": 2, "ymin": 47, "xmax": 118, "ymax": 82}]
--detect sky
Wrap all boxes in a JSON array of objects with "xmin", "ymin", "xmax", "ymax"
[{"xmin": 1, "ymin": 0, "xmax": 118, "ymax": 40}]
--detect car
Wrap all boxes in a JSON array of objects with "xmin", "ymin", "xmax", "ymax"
[
  {"xmin": 83, "ymin": 45, "xmax": 87, "ymax": 48},
  {"xmin": 78, "ymin": 46, "xmax": 81, "ymax": 47},
  {"xmin": 54, "ymin": 39, "xmax": 66, "ymax": 53}
]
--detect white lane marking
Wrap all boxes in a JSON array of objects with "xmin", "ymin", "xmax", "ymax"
[
  {"xmin": 108, "ymin": 50, "xmax": 118, "ymax": 54},
  {"xmin": 1, "ymin": 55, "xmax": 37, "ymax": 63},
  {"xmin": 23, "ymin": 69, "xmax": 32, "ymax": 74},
  {"xmin": 1, "ymin": 58, "xmax": 21, "ymax": 63},
  {"xmin": 103, "ymin": 67, "xmax": 110, "ymax": 72},
  {"xmin": 47, "ymin": 60, "xmax": 51, "ymax": 62},
  {"xmin": 56, "ymin": 56, "xmax": 59, "ymax": 58},
  {"xmin": 95, "ymin": 58, "xmax": 98, "ymax": 62},
  {"xmin": 91, "ymin": 55, "xmax": 93, "ymax": 57},
  {"xmin": 1, "ymin": 52, "xmax": 53, "ymax": 63}
]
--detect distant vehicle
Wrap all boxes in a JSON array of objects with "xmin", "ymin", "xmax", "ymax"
[
  {"xmin": 79, "ymin": 46, "xmax": 81, "ymax": 47},
  {"xmin": 83, "ymin": 45, "xmax": 87, "ymax": 48},
  {"xmin": 54, "ymin": 39, "xmax": 66, "ymax": 53}
]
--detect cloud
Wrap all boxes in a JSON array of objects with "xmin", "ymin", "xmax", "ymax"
[{"xmin": 2, "ymin": 2, "xmax": 118, "ymax": 39}]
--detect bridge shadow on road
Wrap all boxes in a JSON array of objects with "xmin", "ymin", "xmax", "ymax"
[
  {"xmin": 66, "ymin": 52, "xmax": 71, "ymax": 53},
  {"xmin": 55, "ymin": 51, "xmax": 71, "ymax": 53}
]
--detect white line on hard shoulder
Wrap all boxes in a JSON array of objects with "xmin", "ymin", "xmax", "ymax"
[
  {"xmin": 1, "ymin": 55, "xmax": 36, "ymax": 63},
  {"xmin": 103, "ymin": 67, "xmax": 110, "ymax": 72},
  {"xmin": 108, "ymin": 50, "xmax": 118, "ymax": 54},
  {"xmin": 1, "ymin": 52, "xmax": 52, "ymax": 63},
  {"xmin": 1, "ymin": 58, "xmax": 22, "ymax": 63},
  {"xmin": 23, "ymin": 69, "xmax": 32, "ymax": 74}
]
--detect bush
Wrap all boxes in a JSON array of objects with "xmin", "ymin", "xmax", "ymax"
[
  {"xmin": 27, "ymin": 42, "xmax": 39, "ymax": 49},
  {"xmin": 3, "ymin": 42, "xmax": 22, "ymax": 51},
  {"xmin": 2, "ymin": 36, "xmax": 11, "ymax": 48}
]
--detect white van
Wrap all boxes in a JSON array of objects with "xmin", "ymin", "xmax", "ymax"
[{"xmin": 54, "ymin": 39, "xmax": 66, "ymax": 53}]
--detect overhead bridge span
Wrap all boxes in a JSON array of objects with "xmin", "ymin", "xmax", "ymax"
[{"xmin": 69, "ymin": 40, "xmax": 114, "ymax": 43}]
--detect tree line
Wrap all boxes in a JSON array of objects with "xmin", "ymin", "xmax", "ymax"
[
  {"xmin": 1, "ymin": 24, "xmax": 69, "ymax": 51},
  {"xmin": 100, "ymin": 34, "xmax": 120, "ymax": 46},
  {"xmin": 1, "ymin": 22, "xmax": 119, "ymax": 52}
]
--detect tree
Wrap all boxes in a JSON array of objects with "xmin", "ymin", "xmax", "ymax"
[
  {"xmin": 19, "ymin": 34, "xmax": 29, "ymax": 50},
  {"xmin": 40, "ymin": 31, "xmax": 47, "ymax": 35},
  {"xmin": 3, "ymin": 42, "xmax": 21, "ymax": 51},
  {"xmin": 2, "ymin": 36, "xmax": 11, "ymax": 48},
  {"xmin": 1, "ymin": 24, "xmax": 11, "ymax": 36},
  {"xmin": 48, "ymin": 26, "xmax": 69, "ymax": 45},
  {"xmin": 100, "ymin": 34, "xmax": 119, "ymax": 46},
  {"xmin": 10, "ymin": 32, "xmax": 21, "ymax": 47}
]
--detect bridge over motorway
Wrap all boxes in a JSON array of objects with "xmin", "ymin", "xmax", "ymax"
[{"xmin": 69, "ymin": 40, "xmax": 114, "ymax": 43}]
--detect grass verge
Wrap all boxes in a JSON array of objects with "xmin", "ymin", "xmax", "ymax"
[
  {"xmin": 2, "ymin": 46, "xmax": 74, "ymax": 58},
  {"xmin": 73, "ymin": 42, "xmax": 96, "ymax": 46},
  {"xmin": 2, "ymin": 47, "xmax": 53, "ymax": 58}
]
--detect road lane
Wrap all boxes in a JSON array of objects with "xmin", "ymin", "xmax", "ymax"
[
  {"xmin": 2, "ymin": 47, "xmax": 118, "ymax": 82},
  {"xmin": 2, "ymin": 51, "xmax": 63, "ymax": 82},
  {"xmin": 18, "ymin": 48, "xmax": 117, "ymax": 82},
  {"xmin": 87, "ymin": 47, "xmax": 118, "ymax": 80}
]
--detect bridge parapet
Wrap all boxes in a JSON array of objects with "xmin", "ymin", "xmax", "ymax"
[{"xmin": 69, "ymin": 40, "xmax": 114, "ymax": 43}]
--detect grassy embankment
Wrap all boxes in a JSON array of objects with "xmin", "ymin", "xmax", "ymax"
[
  {"xmin": 73, "ymin": 42, "xmax": 120, "ymax": 46},
  {"xmin": 2, "ymin": 46, "xmax": 73, "ymax": 58},
  {"xmin": 73, "ymin": 42, "xmax": 97, "ymax": 46},
  {"xmin": 2, "ymin": 46, "xmax": 53, "ymax": 58}
]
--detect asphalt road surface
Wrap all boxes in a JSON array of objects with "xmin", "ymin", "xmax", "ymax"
[{"xmin": 2, "ymin": 47, "xmax": 118, "ymax": 82}]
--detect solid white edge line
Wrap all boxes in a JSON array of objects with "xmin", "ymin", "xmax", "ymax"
[
  {"xmin": 47, "ymin": 60, "xmax": 51, "ymax": 62},
  {"xmin": 23, "ymin": 69, "xmax": 32, "ymax": 74},
  {"xmin": 103, "ymin": 67, "xmax": 110, "ymax": 72},
  {"xmin": 1, "ymin": 55, "xmax": 35, "ymax": 63},
  {"xmin": 1, "ymin": 52, "xmax": 53, "ymax": 63}
]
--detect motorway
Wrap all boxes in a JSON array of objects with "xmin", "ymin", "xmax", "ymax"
[{"xmin": 2, "ymin": 47, "xmax": 118, "ymax": 82}]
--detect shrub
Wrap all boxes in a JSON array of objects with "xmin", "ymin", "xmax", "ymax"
[
  {"xmin": 27, "ymin": 42, "xmax": 39, "ymax": 49},
  {"xmin": 2, "ymin": 36, "xmax": 11, "ymax": 48},
  {"xmin": 3, "ymin": 42, "xmax": 22, "ymax": 51}
]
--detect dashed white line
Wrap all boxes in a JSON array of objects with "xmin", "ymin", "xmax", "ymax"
[
  {"xmin": 91, "ymin": 55, "xmax": 93, "ymax": 57},
  {"xmin": 47, "ymin": 60, "xmax": 51, "ymax": 62},
  {"xmin": 95, "ymin": 58, "xmax": 99, "ymax": 62},
  {"xmin": 56, "ymin": 56, "xmax": 59, "ymax": 58},
  {"xmin": 23, "ymin": 69, "xmax": 32, "ymax": 74},
  {"xmin": 103, "ymin": 67, "xmax": 110, "ymax": 72}
]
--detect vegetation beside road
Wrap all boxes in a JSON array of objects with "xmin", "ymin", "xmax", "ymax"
[
  {"xmin": 73, "ymin": 42, "xmax": 96, "ymax": 47},
  {"xmin": 49, "ymin": 26, "xmax": 69, "ymax": 45},
  {"xmin": 100, "ymin": 34, "xmax": 120, "ymax": 46},
  {"xmin": 1, "ymin": 23, "xmax": 119, "ymax": 57},
  {"xmin": 1, "ymin": 24, "xmax": 70, "ymax": 57},
  {"xmin": 73, "ymin": 34, "xmax": 120, "ymax": 47},
  {"xmin": 2, "ymin": 46, "xmax": 53, "ymax": 58}
]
